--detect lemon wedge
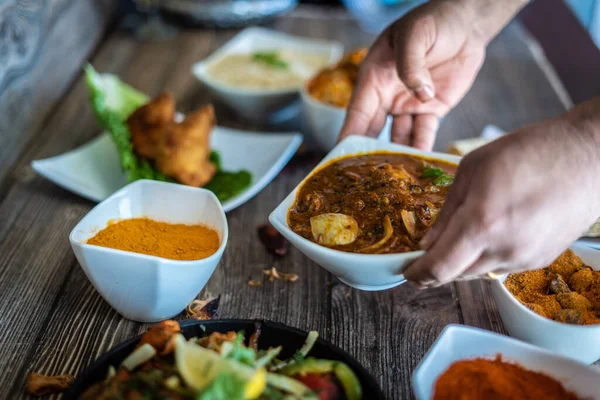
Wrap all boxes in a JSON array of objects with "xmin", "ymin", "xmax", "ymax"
[{"xmin": 174, "ymin": 334, "xmax": 266, "ymax": 399}]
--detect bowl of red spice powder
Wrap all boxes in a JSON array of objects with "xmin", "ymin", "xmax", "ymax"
[
  {"xmin": 412, "ymin": 324, "xmax": 600, "ymax": 400},
  {"xmin": 69, "ymin": 180, "xmax": 228, "ymax": 323}
]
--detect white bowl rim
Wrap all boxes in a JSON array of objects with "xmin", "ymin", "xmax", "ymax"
[
  {"xmin": 269, "ymin": 135, "xmax": 460, "ymax": 260},
  {"xmin": 192, "ymin": 26, "xmax": 344, "ymax": 96},
  {"xmin": 412, "ymin": 323, "xmax": 600, "ymax": 388},
  {"xmin": 69, "ymin": 179, "xmax": 229, "ymax": 266},
  {"xmin": 492, "ymin": 242, "xmax": 600, "ymax": 331}
]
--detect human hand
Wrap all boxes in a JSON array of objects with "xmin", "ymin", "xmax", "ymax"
[
  {"xmin": 338, "ymin": 0, "xmax": 527, "ymax": 150},
  {"xmin": 403, "ymin": 100, "xmax": 600, "ymax": 286}
]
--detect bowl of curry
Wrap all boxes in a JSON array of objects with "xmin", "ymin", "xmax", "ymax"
[{"xmin": 269, "ymin": 135, "xmax": 460, "ymax": 291}]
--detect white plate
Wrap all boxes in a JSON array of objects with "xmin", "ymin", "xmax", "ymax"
[
  {"xmin": 192, "ymin": 27, "xmax": 343, "ymax": 121},
  {"xmin": 32, "ymin": 127, "xmax": 303, "ymax": 212},
  {"xmin": 412, "ymin": 324, "xmax": 600, "ymax": 400}
]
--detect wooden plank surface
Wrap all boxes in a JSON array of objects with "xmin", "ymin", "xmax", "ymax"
[
  {"xmin": 0, "ymin": 0, "xmax": 117, "ymax": 193},
  {"xmin": 0, "ymin": 5, "xmax": 573, "ymax": 399}
]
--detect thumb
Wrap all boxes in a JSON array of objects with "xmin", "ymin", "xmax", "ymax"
[{"xmin": 391, "ymin": 18, "xmax": 436, "ymax": 103}]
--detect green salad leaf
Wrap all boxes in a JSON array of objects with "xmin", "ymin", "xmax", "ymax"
[
  {"xmin": 432, "ymin": 174, "xmax": 454, "ymax": 186},
  {"xmin": 420, "ymin": 166, "xmax": 445, "ymax": 179},
  {"xmin": 252, "ymin": 51, "xmax": 289, "ymax": 69},
  {"xmin": 421, "ymin": 163, "xmax": 454, "ymax": 186},
  {"xmin": 204, "ymin": 171, "xmax": 252, "ymax": 202},
  {"xmin": 222, "ymin": 332, "xmax": 256, "ymax": 367},
  {"xmin": 84, "ymin": 64, "xmax": 170, "ymax": 183},
  {"xmin": 197, "ymin": 372, "xmax": 246, "ymax": 400},
  {"xmin": 85, "ymin": 65, "xmax": 252, "ymax": 201}
]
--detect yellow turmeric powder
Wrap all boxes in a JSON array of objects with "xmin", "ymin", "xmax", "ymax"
[
  {"xmin": 505, "ymin": 249, "xmax": 600, "ymax": 325},
  {"xmin": 87, "ymin": 218, "xmax": 220, "ymax": 261}
]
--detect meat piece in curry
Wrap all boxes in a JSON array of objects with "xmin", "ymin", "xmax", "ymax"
[{"xmin": 288, "ymin": 152, "xmax": 457, "ymax": 254}]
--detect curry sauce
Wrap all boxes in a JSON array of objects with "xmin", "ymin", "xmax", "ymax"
[{"xmin": 288, "ymin": 152, "xmax": 457, "ymax": 254}]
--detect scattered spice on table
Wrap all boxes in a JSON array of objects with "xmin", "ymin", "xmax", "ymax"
[
  {"xmin": 263, "ymin": 267, "xmax": 299, "ymax": 282},
  {"xmin": 185, "ymin": 296, "xmax": 220, "ymax": 320},
  {"xmin": 26, "ymin": 373, "xmax": 74, "ymax": 396},
  {"xmin": 86, "ymin": 217, "xmax": 220, "ymax": 261},
  {"xmin": 433, "ymin": 355, "xmax": 580, "ymax": 400},
  {"xmin": 248, "ymin": 280, "xmax": 263, "ymax": 286},
  {"xmin": 504, "ymin": 249, "xmax": 600, "ymax": 325}
]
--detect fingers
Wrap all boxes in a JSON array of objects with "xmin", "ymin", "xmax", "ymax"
[
  {"xmin": 411, "ymin": 114, "xmax": 439, "ymax": 151},
  {"xmin": 391, "ymin": 18, "xmax": 436, "ymax": 103},
  {"xmin": 404, "ymin": 205, "xmax": 484, "ymax": 285},
  {"xmin": 391, "ymin": 115, "xmax": 413, "ymax": 146},
  {"xmin": 419, "ymin": 164, "xmax": 470, "ymax": 250}
]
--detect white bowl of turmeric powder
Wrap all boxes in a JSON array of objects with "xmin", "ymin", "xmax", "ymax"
[
  {"xmin": 69, "ymin": 179, "xmax": 228, "ymax": 323},
  {"xmin": 491, "ymin": 243, "xmax": 600, "ymax": 364}
]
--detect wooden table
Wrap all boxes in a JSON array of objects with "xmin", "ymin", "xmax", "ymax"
[{"xmin": 0, "ymin": 4, "xmax": 582, "ymax": 400}]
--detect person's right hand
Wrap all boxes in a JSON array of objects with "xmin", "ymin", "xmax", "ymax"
[
  {"xmin": 338, "ymin": 0, "xmax": 527, "ymax": 150},
  {"xmin": 403, "ymin": 97, "xmax": 600, "ymax": 286}
]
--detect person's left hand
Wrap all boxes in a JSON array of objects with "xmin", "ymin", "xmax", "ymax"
[
  {"xmin": 338, "ymin": 1, "xmax": 488, "ymax": 150},
  {"xmin": 402, "ymin": 104, "xmax": 600, "ymax": 286}
]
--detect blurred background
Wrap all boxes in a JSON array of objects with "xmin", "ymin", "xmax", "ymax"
[{"xmin": 113, "ymin": 0, "xmax": 600, "ymax": 45}]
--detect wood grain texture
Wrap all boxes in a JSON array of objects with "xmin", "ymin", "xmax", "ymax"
[
  {"xmin": 331, "ymin": 283, "xmax": 459, "ymax": 400},
  {"xmin": 0, "ymin": 0, "xmax": 117, "ymax": 192},
  {"xmin": 0, "ymin": 5, "xmax": 581, "ymax": 399}
]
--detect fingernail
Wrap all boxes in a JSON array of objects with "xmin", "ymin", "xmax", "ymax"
[{"xmin": 414, "ymin": 85, "xmax": 434, "ymax": 102}]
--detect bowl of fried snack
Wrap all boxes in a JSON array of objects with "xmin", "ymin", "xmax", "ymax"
[
  {"xmin": 300, "ymin": 48, "xmax": 391, "ymax": 151},
  {"xmin": 490, "ymin": 243, "xmax": 600, "ymax": 364}
]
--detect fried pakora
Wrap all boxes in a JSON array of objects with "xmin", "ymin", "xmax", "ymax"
[
  {"xmin": 307, "ymin": 48, "xmax": 367, "ymax": 108},
  {"xmin": 127, "ymin": 92, "xmax": 175, "ymax": 159},
  {"xmin": 505, "ymin": 249, "xmax": 600, "ymax": 325},
  {"xmin": 126, "ymin": 93, "xmax": 217, "ymax": 187},
  {"xmin": 156, "ymin": 104, "xmax": 217, "ymax": 187}
]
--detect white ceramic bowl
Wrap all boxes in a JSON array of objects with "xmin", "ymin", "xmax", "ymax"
[
  {"xmin": 192, "ymin": 27, "xmax": 343, "ymax": 122},
  {"xmin": 69, "ymin": 180, "xmax": 228, "ymax": 323},
  {"xmin": 491, "ymin": 243, "xmax": 600, "ymax": 364},
  {"xmin": 299, "ymin": 86, "xmax": 391, "ymax": 151},
  {"xmin": 412, "ymin": 324, "xmax": 600, "ymax": 400},
  {"xmin": 268, "ymin": 135, "xmax": 460, "ymax": 291}
]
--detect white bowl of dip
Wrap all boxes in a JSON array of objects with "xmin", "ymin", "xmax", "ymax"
[
  {"xmin": 300, "ymin": 85, "xmax": 391, "ymax": 151},
  {"xmin": 491, "ymin": 243, "xmax": 600, "ymax": 364},
  {"xmin": 192, "ymin": 27, "xmax": 343, "ymax": 122},
  {"xmin": 412, "ymin": 324, "xmax": 600, "ymax": 400},
  {"xmin": 69, "ymin": 180, "xmax": 228, "ymax": 323},
  {"xmin": 269, "ymin": 135, "xmax": 460, "ymax": 291}
]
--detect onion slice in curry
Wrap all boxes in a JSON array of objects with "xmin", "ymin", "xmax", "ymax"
[
  {"xmin": 359, "ymin": 215, "xmax": 393, "ymax": 253},
  {"xmin": 310, "ymin": 213, "xmax": 359, "ymax": 247},
  {"xmin": 400, "ymin": 210, "xmax": 417, "ymax": 238}
]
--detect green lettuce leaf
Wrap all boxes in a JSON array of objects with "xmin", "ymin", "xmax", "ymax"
[
  {"xmin": 84, "ymin": 64, "xmax": 170, "ymax": 183},
  {"xmin": 197, "ymin": 372, "xmax": 246, "ymax": 400},
  {"xmin": 85, "ymin": 65, "xmax": 252, "ymax": 200}
]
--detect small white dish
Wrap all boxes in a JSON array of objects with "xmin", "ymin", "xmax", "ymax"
[
  {"xmin": 269, "ymin": 135, "xmax": 460, "ymax": 291},
  {"xmin": 69, "ymin": 180, "xmax": 228, "ymax": 323},
  {"xmin": 412, "ymin": 324, "xmax": 600, "ymax": 400},
  {"xmin": 491, "ymin": 243, "xmax": 600, "ymax": 364},
  {"xmin": 300, "ymin": 86, "xmax": 391, "ymax": 151},
  {"xmin": 576, "ymin": 236, "xmax": 600, "ymax": 250},
  {"xmin": 192, "ymin": 27, "xmax": 344, "ymax": 121},
  {"xmin": 32, "ymin": 126, "xmax": 303, "ymax": 212}
]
